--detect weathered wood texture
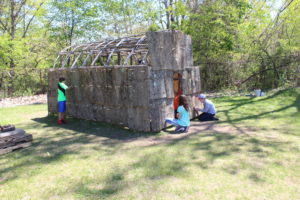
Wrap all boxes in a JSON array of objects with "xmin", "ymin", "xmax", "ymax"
[
  {"xmin": 0, "ymin": 128, "xmax": 33, "ymax": 155},
  {"xmin": 48, "ymin": 30, "xmax": 201, "ymax": 132},
  {"xmin": 48, "ymin": 66, "xmax": 151, "ymax": 131},
  {"xmin": 0, "ymin": 125, "xmax": 15, "ymax": 132},
  {"xmin": 147, "ymin": 30, "xmax": 200, "ymax": 131},
  {"xmin": 0, "ymin": 142, "xmax": 32, "ymax": 155},
  {"xmin": 147, "ymin": 30, "xmax": 193, "ymax": 70},
  {"xmin": 54, "ymin": 34, "xmax": 148, "ymax": 68}
]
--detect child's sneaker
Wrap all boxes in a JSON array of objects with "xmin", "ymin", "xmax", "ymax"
[
  {"xmin": 57, "ymin": 119, "xmax": 63, "ymax": 125},
  {"xmin": 184, "ymin": 126, "xmax": 189, "ymax": 133},
  {"xmin": 175, "ymin": 126, "xmax": 186, "ymax": 133}
]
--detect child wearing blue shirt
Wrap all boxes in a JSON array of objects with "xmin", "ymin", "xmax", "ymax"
[{"xmin": 165, "ymin": 95, "xmax": 190, "ymax": 133}]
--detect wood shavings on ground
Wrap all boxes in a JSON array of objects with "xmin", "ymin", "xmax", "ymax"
[{"xmin": 0, "ymin": 94, "xmax": 47, "ymax": 108}]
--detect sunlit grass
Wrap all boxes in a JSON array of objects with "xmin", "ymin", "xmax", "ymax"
[
  {"xmin": 0, "ymin": 88, "xmax": 299, "ymax": 200},
  {"xmin": 214, "ymin": 88, "xmax": 300, "ymax": 134}
]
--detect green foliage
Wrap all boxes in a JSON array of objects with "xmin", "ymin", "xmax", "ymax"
[
  {"xmin": 178, "ymin": 0, "xmax": 299, "ymax": 91},
  {"xmin": 185, "ymin": 0, "xmax": 253, "ymax": 62},
  {"xmin": 99, "ymin": 0, "xmax": 153, "ymax": 37},
  {"xmin": 0, "ymin": 0, "xmax": 56, "ymax": 70},
  {"xmin": 1, "ymin": 0, "xmax": 300, "ymax": 96},
  {"xmin": 0, "ymin": 32, "xmax": 56, "ymax": 69},
  {"xmin": 0, "ymin": 68, "xmax": 48, "ymax": 98},
  {"xmin": 148, "ymin": 23, "xmax": 161, "ymax": 31},
  {"xmin": 0, "ymin": 34, "xmax": 10, "ymax": 68},
  {"xmin": 47, "ymin": 0, "xmax": 103, "ymax": 47}
]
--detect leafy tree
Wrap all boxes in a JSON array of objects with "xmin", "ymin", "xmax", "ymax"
[
  {"xmin": 99, "ymin": 0, "xmax": 154, "ymax": 37},
  {"xmin": 47, "ymin": 0, "xmax": 106, "ymax": 47},
  {"xmin": 0, "ymin": 0, "xmax": 52, "ymax": 69}
]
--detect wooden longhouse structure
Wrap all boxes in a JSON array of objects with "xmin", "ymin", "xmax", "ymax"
[{"xmin": 48, "ymin": 30, "xmax": 201, "ymax": 132}]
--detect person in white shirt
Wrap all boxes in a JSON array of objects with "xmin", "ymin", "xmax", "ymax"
[{"xmin": 194, "ymin": 94, "xmax": 219, "ymax": 121}]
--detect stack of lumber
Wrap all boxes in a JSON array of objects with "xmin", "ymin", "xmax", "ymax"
[{"xmin": 0, "ymin": 125, "xmax": 32, "ymax": 155}]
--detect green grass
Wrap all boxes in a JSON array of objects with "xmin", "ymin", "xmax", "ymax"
[{"xmin": 0, "ymin": 88, "xmax": 299, "ymax": 200}]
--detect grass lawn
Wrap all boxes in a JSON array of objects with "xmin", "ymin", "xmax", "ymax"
[{"xmin": 0, "ymin": 88, "xmax": 299, "ymax": 200}]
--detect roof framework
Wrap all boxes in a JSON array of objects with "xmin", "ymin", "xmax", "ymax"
[{"xmin": 53, "ymin": 34, "xmax": 149, "ymax": 68}]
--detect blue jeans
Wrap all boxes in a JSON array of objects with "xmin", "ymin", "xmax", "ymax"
[
  {"xmin": 165, "ymin": 118, "xmax": 179, "ymax": 126},
  {"xmin": 198, "ymin": 112, "xmax": 218, "ymax": 121},
  {"xmin": 165, "ymin": 118, "xmax": 189, "ymax": 133}
]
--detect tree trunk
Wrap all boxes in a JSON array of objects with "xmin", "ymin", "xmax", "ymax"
[
  {"xmin": 162, "ymin": 0, "xmax": 170, "ymax": 29},
  {"xmin": 8, "ymin": 0, "xmax": 16, "ymax": 96}
]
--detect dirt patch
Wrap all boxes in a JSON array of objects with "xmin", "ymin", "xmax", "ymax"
[
  {"xmin": 0, "ymin": 94, "xmax": 47, "ymax": 108},
  {"xmin": 125, "ymin": 121, "xmax": 251, "ymax": 147}
]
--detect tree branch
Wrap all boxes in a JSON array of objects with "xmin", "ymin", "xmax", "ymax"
[
  {"xmin": 13, "ymin": 0, "xmax": 27, "ymax": 19},
  {"xmin": 22, "ymin": 2, "xmax": 45, "ymax": 38},
  {"xmin": 235, "ymin": 54, "xmax": 300, "ymax": 86}
]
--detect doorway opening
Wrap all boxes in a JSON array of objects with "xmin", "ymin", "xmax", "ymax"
[{"xmin": 173, "ymin": 72, "xmax": 182, "ymax": 118}]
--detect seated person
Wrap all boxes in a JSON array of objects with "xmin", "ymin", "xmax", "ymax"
[
  {"xmin": 165, "ymin": 95, "xmax": 190, "ymax": 133},
  {"xmin": 173, "ymin": 90, "xmax": 182, "ymax": 119},
  {"xmin": 194, "ymin": 94, "xmax": 219, "ymax": 121}
]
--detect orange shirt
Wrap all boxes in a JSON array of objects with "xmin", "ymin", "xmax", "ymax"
[{"xmin": 174, "ymin": 95, "xmax": 180, "ymax": 111}]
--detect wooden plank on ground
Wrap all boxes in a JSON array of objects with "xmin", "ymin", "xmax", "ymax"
[
  {"xmin": 0, "ymin": 133, "xmax": 32, "ymax": 149},
  {"xmin": 0, "ymin": 125, "xmax": 15, "ymax": 133},
  {"xmin": 0, "ymin": 129, "xmax": 25, "ymax": 138},
  {"xmin": 0, "ymin": 142, "xmax": 32, "ymax": 155}
]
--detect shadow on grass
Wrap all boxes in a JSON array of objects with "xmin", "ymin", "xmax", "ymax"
[
  {"xmin": 0, "ymin": 115, "xmax": 160, "ymax": 186},
  {"xmin": 159, "ymin": 119, "xmax": 297, "ymax": 182},
  {"xmin": 1, "ymin": 89, "xmax": 299, "ymax": 193},
  {"xmin": 71, "ymin": 170, "xmax": 127, "ymax": 199},
  {"xmin": 32, "ymin": 115, "xmax": 158, "ymax": 141},
  {"xmin": 66, "ymin": 151, "xmax": 188, "ymax": 199},
  {"xmin": 106, "ymin": 125, "xmax": 295, "ymax": 187},
  {"xmin": 216, "ymin": 88, "xmax": 300, "ymax": 130}
]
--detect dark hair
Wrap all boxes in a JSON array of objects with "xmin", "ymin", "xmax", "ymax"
[
  {"xmin": 179, "ymin": 95, "xmax": 189, "ymax": 111},
  {"xmin": 59, "ymin": 77, "xmax": 65, "ymax": 82}
]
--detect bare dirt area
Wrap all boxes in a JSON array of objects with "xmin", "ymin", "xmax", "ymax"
[
  {"xmin": 0, "ymin": 94, "xmax": 47, "ymax": 108},
  {"xmin": 125, "ymin": 121, "xmax": 254, "ymax": 147}
]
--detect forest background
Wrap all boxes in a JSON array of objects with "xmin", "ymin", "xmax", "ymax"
[{"xmin": 0, "ymin": 0, "xmax": 299, "ymax": 97}]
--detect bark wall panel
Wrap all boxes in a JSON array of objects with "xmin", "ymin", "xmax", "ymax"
[
  {"xmin": 147, "ymin": 31, "xmax": 193, "ymax": 70},
  {"xmin": 128, "ymin": 107, "xmax": 150, "ymax": 131},
  {"xmin": 66, "ymin": 103, "xmax": 77, "ymax": 117},
  {"xmin": 149, "ymin": 70, "xmax": 166, "ymax": 100},
  {"xmin": 49, "ymin": 31, "xmax": 201, "ymax": 132},
  {"xmin": 147, "ymin": 32, "xmax": 174, "ymax": 70},
  {"xmin": 149, "ymin": 99, "xmax": 173, "ymax": 132},
  {"xmin": 193, "ymin": 67, "xmax": 201, "ymax": 93},
  {"xmin": 48, "ymin": 66, "xmax": 151, "ymax": 132},
  {"xmin": 165, "ymin": 71, "xmax": 174, "ymax": 99},
  {"xmin": 93, "ymin": 105, "xmax": 105, "ymax": 122}
]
